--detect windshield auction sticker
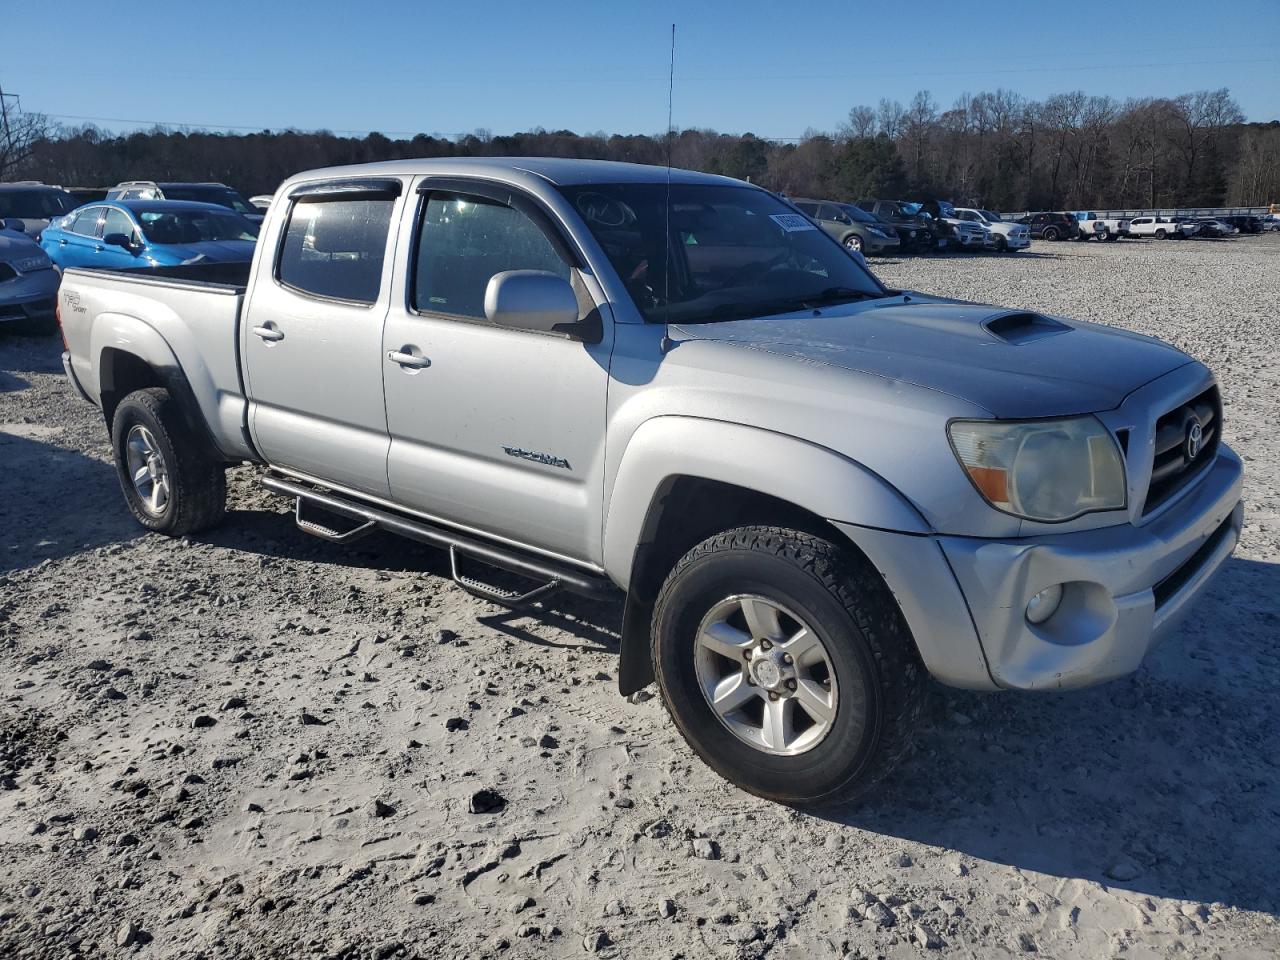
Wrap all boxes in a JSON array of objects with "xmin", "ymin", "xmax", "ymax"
[{"xmin": 769, "ymin": 213, "xmax": 818, "ymax": 232}]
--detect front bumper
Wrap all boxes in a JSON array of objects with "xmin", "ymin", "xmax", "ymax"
[
  {"xmin": 0, "ymin": 268, "xmax": 59, "ymax": 324},
  {"xmin": 837, "ymin": 447, "xmax": 1243, "ymax": 691},
  {"xmin": 866, "ymin": 234, "xmax": 901, "ymax": 254}
]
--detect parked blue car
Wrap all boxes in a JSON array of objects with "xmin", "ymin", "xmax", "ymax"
[{"xmin": 40, "ymin": 200, "xmax": 258, "ymax": 272}]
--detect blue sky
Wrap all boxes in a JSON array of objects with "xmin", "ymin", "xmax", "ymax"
[{"xmin": 4, "ymin": 0, "xmax": 1278, "ymax": 138}]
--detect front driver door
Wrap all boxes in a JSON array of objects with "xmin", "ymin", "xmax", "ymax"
[
  {"xmin": 381, "ymin": 181, "xmax": 613, "ymax": 563},
  {"xmin": 242, "ymin": 179, "xmax": 406, "ymax": 497}
]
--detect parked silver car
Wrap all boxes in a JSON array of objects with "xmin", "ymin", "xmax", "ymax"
[{"xmin": 0, "ymin": 227, "xmax": 59, "ymax": 333}]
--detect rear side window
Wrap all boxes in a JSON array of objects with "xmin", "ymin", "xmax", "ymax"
[
  {"xmin": 72, "ymin": 207, "xmax": 105, "ymax": 237},
  {"xmin": 277, "ymin": 198, "xmax": 394, "ymax": 304},
  {"xmin": 412, "ymin": 193, "xmax": 569, "ymax": 319}
]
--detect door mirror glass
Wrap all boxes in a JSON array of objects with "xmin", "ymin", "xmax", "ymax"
[{"xmin": 484, "ymin": 270, "xmax": 579, "ymax": 334}]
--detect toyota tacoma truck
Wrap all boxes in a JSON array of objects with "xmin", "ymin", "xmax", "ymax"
[{"xmin": 57, "ymin": 158, "xmax": 1244, "ymax": 806}]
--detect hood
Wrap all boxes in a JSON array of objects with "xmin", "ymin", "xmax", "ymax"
[
  {"xmin": 0, "ymin": 228, "xmax": 47, "ymax": 262},
  {"xmin": 670, "ymin": 296, "xmax": 1192, "ymax": 418},
  {"xmin": 154, "ymin": 239, "xmax": 257, "ymax": 263}
]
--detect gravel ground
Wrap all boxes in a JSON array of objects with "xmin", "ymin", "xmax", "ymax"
[{"xmin": 1, "ymin": 235, "xmax": 1278, "ymax": 959}]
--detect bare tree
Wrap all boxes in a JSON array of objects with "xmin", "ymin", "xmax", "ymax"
[
  {"xmin": 840, "ymin": 105, "xmax": 876, "ymax": 140},
  {"xmin": 0, "ymin": 88, "xmax": 50, "ymax": 179},
  {"xmin": 876, "ymin": 98, "xmax": 905, "ymax": 139}
]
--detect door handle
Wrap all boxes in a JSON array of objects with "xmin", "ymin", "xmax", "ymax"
[
  {"xmin": 387, "ymin": 350, "xmax": 430, "ymax": 369},
  {"xmin": 58, "ymin": 239, "xmax": 67, "ymax": 246},
  {"xmin": 252, "ymin": 325, "xmax": 285, "ymax": 342}
]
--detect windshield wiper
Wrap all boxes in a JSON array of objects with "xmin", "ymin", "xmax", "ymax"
[{"xmin": 790, "ymin": 286, "xmax": 883, "ymax": 309}]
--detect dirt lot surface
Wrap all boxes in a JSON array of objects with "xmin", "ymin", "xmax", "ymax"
[{"xmin": 2, "ymin": 236, "xmax": 1278, "ymax": 959}]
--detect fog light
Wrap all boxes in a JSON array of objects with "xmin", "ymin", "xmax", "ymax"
[{"xmin": 1026, "ymin": 584, "xmax": 1064, "ymax": 625}]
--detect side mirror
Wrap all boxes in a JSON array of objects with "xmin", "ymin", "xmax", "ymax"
[
  {"xmin": 103, "ymin": 232, "xmax": 136, "ymax": 251},
  {"xmin": 484, "ymin": 270, "xmax": 580, "ymax": 335},
  {"xmin": 2, "ymin": 217, "xmax": 26, "ymax": 233}
]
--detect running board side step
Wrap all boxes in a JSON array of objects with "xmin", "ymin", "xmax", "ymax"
[{"xmin": 261, "ymin": 474, "xmax": 617, "ymax": 603}]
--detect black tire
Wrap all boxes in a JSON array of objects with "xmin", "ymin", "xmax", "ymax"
[
  {"xmin": 843, "ymin": 234, "xmax": 864, "ymax": 254},
  {"xmin": 110, "ymin": 387, "xmax": 226, "ymax": 536},
  {"xmin": 1096, "ymin": 227, "xmax": 1109, "ymax": 241},
  {"xmin": 994, "ymin": 235, "xmax": 1008, "ymax": 253},
  {"xmin": 651, "ymin": 525, "xmax": 927, "ymax": 806},
  {"xmin": 1155, "ymin": 228, "xmax": 1167, "ymax": 240},
  {"xmin": 1042, "ymin": 226, "xmax": 1059, "ymax": 241}
]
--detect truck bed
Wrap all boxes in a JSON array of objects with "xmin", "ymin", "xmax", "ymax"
[
  {"xmin": 75, "ymin": 259, "xmax": 253, "ymax": 290},
  {"xmin": 59, "ymin": 261, "xmax": 257, "ymax": 462}
]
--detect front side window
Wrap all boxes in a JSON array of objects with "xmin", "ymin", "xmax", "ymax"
[
  {"xmin": 101, "ymin": 207, "xmax": 136, "ymax": 241},
  {"xmin": 412, "ymin": 193, "xmax": 569, "ymax": 319},
  {"xmin": 277, "ymin": 197, "xmax": 394, "ymax": 304},
  {"xmin": 559, "ymin": 182, "xmax": 886, "ymax": 325}
]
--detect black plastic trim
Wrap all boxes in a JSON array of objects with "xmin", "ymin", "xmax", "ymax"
[{"xmin": 262, "ymin": 474, "xmax": 618, "ymax": 602}]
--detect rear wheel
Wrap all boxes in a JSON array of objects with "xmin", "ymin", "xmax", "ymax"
[
  {"xmin": 843, "ymin": 234, "xmax": 864, "ymax": 254},
  {"xmin": 1155, "ymin": 228, "xmax": 1168, "ymax": 240},
  {"xmin": 651, "ymin": 526, "xmax": 927, "ymax": 806},
  {"xmin": 1096, "ymin": 227, "xmax": 1109, "ymax": 241},
  {"xmin": 111, "ymin": 387, "xmax": 226, "ymax": 536}
]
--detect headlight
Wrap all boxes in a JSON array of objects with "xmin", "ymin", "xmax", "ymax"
[{"xmin": 948, "ymin": 417, "xmax": 1126, "ymax": 522}]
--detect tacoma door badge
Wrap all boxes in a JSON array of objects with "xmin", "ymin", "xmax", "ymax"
[{"xmin": 503, "ymin": 446, "xmax": 572, "ymax": 470}]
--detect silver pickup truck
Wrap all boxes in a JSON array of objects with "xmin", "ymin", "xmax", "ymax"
[{"xmin": 58, "ymin": 158, "xmax": 1243, "ymax": 805}]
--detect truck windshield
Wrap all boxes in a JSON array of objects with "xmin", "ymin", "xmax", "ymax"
[
  {"xmin": 137, "ymin": 210, "xmax": 258, "ymax": 244},
  {"xmin": 0, "ymin": 189, "xmax": 80, "ymax": 219},
  {"xmin": 558, "ymin": 183, "xmax": 886, "ymax": 324}
]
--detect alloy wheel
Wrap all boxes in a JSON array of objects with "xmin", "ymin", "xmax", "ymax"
[{"xmin": 694, "ymin": 594, "xmax": 839, "ymax": 756}]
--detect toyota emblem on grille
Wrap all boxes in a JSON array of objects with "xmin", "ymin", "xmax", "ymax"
[{"xmin": 1185, "ymin": 420, "xmax": 1204, "ymax": 461}]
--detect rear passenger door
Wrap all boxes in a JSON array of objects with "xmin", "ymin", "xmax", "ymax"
[
  {"xmin": 380, "ymin": 180, "xmax": 612, "ymax": 563},
  {"xmin": 242, "ymin": 179, "xmax": 407, "ymax": 497},
  {"xmin": 60, "ymin": 206, "xmax": 106, "ymax": 266}
]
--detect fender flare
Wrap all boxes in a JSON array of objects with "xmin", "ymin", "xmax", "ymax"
[
  {"xmin": 604, "ymin": 417, "xmax": 930, "ymax": 696},
  {"xmin": 93, "ymin": 313, "xmax": 230, "ymax": 463},
  {"xmin": 603, "ymin": 416, "xmax": 928, "ymax": 588}
]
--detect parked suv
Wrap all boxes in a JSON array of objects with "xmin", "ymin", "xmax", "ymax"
[
  {"xmin": 856, "ymin": 200, "xmax": 942, "ymax": 252},
  {"xmin": 1221, "ymin": 215, "xmax": 1261, "ymax": 234},
  {"xmin": 918, "ymin": 200, "xmax": 987, "ymax": 251},
  {"xmin": 791, "ymin": 199, "xmax": 902, "ymax": 255},
  {"xmin": 1014, "ymin": 212, "xmax": 1079, "ymax": 241},
  {"xmin": 57, "ymin": 158, "xmax": 1242, "ymax": 806},
  {"xmin": 953, "ymin": 208, "xmax": 1030, "ymax": 252},
  {"xmin": 0, "ymin": 182, "xmax": 83, "ymax": 239},
  {"xmin": 107, "ymin": 181, "xmax": 264, "ymax": 224}
]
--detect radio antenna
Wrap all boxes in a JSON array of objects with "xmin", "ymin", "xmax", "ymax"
[{"xmin": 663, "ymin": 23, "xmax": 675, "ymax": 327}]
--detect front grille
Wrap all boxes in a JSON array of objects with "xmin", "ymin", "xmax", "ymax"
[
  {"xmin": 0, "ymin": 297, "xmax": 55, "ymax": 323},
  {"xmin": 1144, "ymin": 386, "xmax": 1220, "ymax": 514},
  {"xmin": 1152, "ymin": 515, "xmax": 1233, "ymax": 609}
]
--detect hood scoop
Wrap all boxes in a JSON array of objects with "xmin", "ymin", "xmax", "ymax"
[{"xmin": 982, "ymin": 310, "xmax": 1071, "ymax": 345}]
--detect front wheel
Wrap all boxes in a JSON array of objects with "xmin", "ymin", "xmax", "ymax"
[
  {"xmin": 111, "ymin": 387, "xmax": 227, "ymax": 536},
  {"xmin": 994, "ymin": 235, "xmax": 1008, "ymax": 253},
  {"xmin": 1042, "ymin": 226, "xmax": 1060, "ymax": 241},
  {"xmin": 843, "ymin": 234, "xmax": 864, "ymax": 254},
  {"xmin": 651, "ymin": 526, "xmax": 927, "ymax": 806}
]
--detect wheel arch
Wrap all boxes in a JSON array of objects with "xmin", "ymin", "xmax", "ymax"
[
  {"xmin": 605, "ymin": 417, "xmax": 929, "ymax": 694},
  {"xmin": 98, "ymin": 342, "xmax": 227, "ymax": 466}
]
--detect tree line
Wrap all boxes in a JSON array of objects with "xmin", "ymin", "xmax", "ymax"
[{"xmin": 8, "ymin": 86, "xmax": 1279, "ymax": 211}]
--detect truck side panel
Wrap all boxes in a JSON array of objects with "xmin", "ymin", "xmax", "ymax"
[{"xmin": 59, "ymin": 269, "xmax": 254, "ymax": 461}]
